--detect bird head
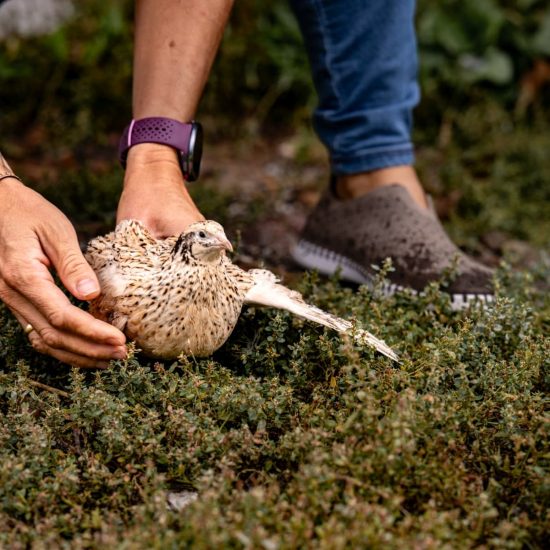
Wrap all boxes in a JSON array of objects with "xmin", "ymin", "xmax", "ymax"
[{"xmin": 172, "ymin": 220, "xmax": 233, "ymax": 263}]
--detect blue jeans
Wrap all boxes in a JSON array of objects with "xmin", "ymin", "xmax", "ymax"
[{"xmin": 290, "ymin": 0, "xmax": 419, "ymax": 175}]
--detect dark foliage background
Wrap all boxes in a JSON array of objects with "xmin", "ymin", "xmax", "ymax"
[
  {"xmin": 2, "ymin": 0, "xmax": 550, "ymax": 131},
  {"xmin": 1, "ymin": 0, "xmax": 549, "ymax": 244}
]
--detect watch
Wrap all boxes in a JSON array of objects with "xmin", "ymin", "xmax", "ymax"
[{"xmin": 118, "ymin": 117, "xmax": 203, "ymax": 181}]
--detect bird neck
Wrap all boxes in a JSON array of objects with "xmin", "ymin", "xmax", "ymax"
[{"xmin": 171, "ymin": 234, "xmax": 192, "ymax": 261}]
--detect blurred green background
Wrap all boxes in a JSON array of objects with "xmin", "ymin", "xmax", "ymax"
[{"xmin": 0, "ymin": 0, "xmax": 549, "ymax": 255}]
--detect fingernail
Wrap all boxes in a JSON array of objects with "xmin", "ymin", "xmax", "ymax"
[
  {"xmin": 113, "ymin": 348, "xmax": 127, "ymax": 360},
  {"xmin": 107, "ymin": 337, "xmax": 125, "ymax": 346},
  {"xmin": 76, "ymin": 278, "xmax": 100, "ymax": 298}
]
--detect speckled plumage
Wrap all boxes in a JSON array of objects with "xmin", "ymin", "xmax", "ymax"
[{"xmin": 85, "ymin": 220, "xmax": 398, "ymax": 361}]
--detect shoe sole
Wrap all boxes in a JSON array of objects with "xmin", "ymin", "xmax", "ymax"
[{"xmin": 292, "ymin": 239, "xmax": 494, "ymax": 311}]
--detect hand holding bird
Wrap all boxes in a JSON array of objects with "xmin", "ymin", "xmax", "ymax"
[{"xmin": 85, "ymin": 220, "xmax": 398, "ymax": 362}]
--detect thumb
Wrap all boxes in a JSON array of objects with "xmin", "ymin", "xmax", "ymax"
[{"xmin": 43, "ymin": 236, "xmax": 101, "ymax": 301}]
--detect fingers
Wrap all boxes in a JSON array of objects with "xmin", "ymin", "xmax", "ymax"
[
  {"xmin": 32, "ymin": 343, "xmax": 112, "ymax": 369},
  {"xmin": 2, "ymin": 273, "xmax": 127, "ymax": 366},
  {"xmin": 7, "ymin": 286, "xmax": 127, "ymax": 359},
  {"xmin": 1, "ymin": 255, "xmax": 126, "ymax": 367},
  {"xmin": 11, "ymin": 310, "xmax": 112, "ymax": 369},
  {"xmin": 0, "ymin": 183, "xmax": 126, "ymax": 367},
  {"xmin": 23, "ymin": 271, "xmax": 126, "ymax": 346},
  {"xmin": 39, "ymin": 227, "xmax": 102, "ymax": 301},
  {"xmin": 2, "ymin": 253, "xmax": 126, "ymax": 347}
]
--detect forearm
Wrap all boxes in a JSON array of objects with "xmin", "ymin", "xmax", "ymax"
[
  {"xmin": 133, "ymin": 0, "xmax": 234, "ymax": 121},
  {"xmin": 120, "ymin": 0, "xmax": 233, "ymax": 235}
]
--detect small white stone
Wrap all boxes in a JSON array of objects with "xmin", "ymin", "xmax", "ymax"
[
  {"xmin": 166, "ymin": 490, "xmax": 198, "ymax": 512},
  {"xmin": 0, "ymin": 0, "xmax": 74, "ymax": 39}
]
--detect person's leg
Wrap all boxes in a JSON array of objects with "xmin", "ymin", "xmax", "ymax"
[
  {"xmin": 290, "ymin": 0, "xmax": 494, "ymax": 307},
  {"xmin": 289, "ymin": 0, "xmax": 426, "ymax": 207}
]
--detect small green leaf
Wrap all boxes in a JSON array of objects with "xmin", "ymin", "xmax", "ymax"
[
  {"xmin": 459, "ymin": 48, "xmax": 513, "ymax": 84},
  {"xmin": 532, "ymin": 10, "xmax": 550, "ymax": 56}
]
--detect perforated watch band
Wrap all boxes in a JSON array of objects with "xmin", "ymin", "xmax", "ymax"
[{"xmin": 118, "ymin": 117, "xmax": 203, "ymax": 181}]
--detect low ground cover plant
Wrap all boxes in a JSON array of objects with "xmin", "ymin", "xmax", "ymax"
[{"xmin": 1, "ymin": 265, "xmax": 548, "ymax": 548}]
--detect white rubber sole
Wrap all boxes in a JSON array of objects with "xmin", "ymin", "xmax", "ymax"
[{"xmin": 291, "ymin": 239, "xmax": 494, "ymax": 311}]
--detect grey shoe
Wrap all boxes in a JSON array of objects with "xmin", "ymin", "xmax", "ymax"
[{"xmin": 292, "ymin": 184, "xmax": 494, "ymax": 310}]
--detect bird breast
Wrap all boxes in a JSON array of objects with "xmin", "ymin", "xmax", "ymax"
[{"xmin": 122, "ymin": 264, "xmax": 244, "ymax": 359}]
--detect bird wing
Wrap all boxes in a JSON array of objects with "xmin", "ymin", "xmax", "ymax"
[
  {"xmin": 243, "ymin": 268, "xmax": 399, "ymax": 362},
  {"xmin": 85, "ymin": 220, "xmax": 164, "ymax": 329},
  {"xmin": 86, "ymin": 220, "xmax": 162, "ymax": 282}
]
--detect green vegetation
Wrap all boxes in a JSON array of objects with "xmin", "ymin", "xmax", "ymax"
[
  {"xmin": 1, "ymin": 0, "xmax": 549, "ymax": 547},
  {"xmin": 1, "ymin": 267, "xmax": 548, "ymax": 547}
]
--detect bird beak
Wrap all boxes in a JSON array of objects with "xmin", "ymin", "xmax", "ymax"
[{"xmin": 215, "ymin": 235, "xmax": 233, "ymax": 252}]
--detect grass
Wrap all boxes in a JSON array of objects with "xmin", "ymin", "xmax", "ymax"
[{"xmin": 1, "ymin": 262, "xmax": 548, "ymax": 548}]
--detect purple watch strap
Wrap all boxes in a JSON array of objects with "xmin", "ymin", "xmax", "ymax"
[{"xmin": 119, "ymin": 117, "xmax": 193, "ymax": 166}]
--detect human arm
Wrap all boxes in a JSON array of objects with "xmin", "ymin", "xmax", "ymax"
[{"xmin": 116, "ymin": 0, "xmax": 234, "ymax": 237}]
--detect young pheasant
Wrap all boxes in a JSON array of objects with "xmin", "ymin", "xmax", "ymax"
[{"xmin": 85, "ymin": 220, "xmax": 399, "ymax": 361}]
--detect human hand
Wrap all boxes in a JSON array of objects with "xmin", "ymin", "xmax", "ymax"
[
  {"xmin": 0, "ymin": 178, "xmax": 127, "ymax": 368},
  {"xmin": 117, "ymin": 143, "xmax": 204, "ymax": 238}
]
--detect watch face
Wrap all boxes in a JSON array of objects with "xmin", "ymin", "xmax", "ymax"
[{"xmin": 186, "ymin": 122, "xmax": 203, "ymax": 182}]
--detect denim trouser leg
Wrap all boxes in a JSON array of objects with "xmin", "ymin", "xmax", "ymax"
[{"xmin": 289, "ymin": 0, "xmax": 420, "ymax": 175}]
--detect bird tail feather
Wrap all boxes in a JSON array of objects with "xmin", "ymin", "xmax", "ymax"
[{"xmin": 244, "ymin": 281, "xmax": 399, "ymax": 362}]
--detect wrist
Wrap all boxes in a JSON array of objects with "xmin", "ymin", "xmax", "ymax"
[
  {"xmin": 123, "ymin": 144, "xmax": 185, "ymax": 193},
  {"xmin": 125, "ymin": 143, "xmax": 180, "ymax": 169}
]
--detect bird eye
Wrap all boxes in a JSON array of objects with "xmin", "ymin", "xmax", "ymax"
[{"xmin": 198, "ymin": 231, "xmax": 206, "ymax": 238}]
